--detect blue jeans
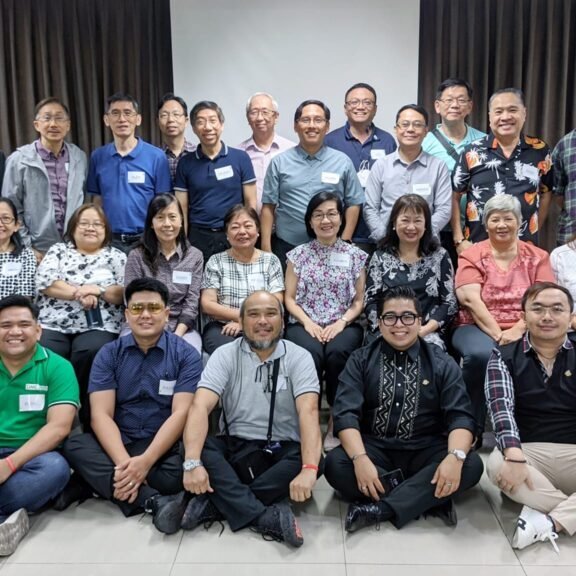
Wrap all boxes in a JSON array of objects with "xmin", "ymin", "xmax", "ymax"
[
  {"xmin": 451, "ymin": 325, "xmax": 497, "ymax": 436},
  {"xmin": 0, "ymin": 448, "xmax": 70, "ymax": 522}
]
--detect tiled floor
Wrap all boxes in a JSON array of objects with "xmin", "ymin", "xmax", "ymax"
[{"xmin": 1, "ymin": 464, "xmax": 574, "ymax": 575}]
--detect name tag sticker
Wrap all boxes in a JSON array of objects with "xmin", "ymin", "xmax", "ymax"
[
  {"xmin": 215, "ymin": 166, "xmax": 234, "ymax": 180},
  {"xmin": 127, "ymin": 171, "xmax": 146, "ymax": 184},
  {"xmin": 1, "ymin": 262, "xmax": 22, "ymax": 276},
  {"xmin": 25, "ymin": 383, "xmax": 48, "ymax": 391},
  {"xmin": 412, "ymin": 183, "xmax": 431, "ymax": 196},
  {"xmin": 172, "ymin": 270, "xmax": 192, "ymax": 284},
  {"xmin": 90, "ymin": 268, "xmax": 114, "ymax": 283},
  {"xmin": 522, "ymin": 164, "xmax": 540, "ymax": 181},
  {"xmin": 357, "ymin": 169, "xmax": 370, "ymax": 188},
  {"xmin": 370, "ymin": 149, "xmax": 387, "ymax": 160},
  {"xmin": 159, "ymin": 379, "xmax": 176, "ymax": 396},
  {"xmin": 246, "ymin": 273, "xmax": 266, "ymax": 291},
  {"xmin": 330, "ymin": 253, "xmax": 351, "ymax": 267},
  {"xmin": 19, "ymin": 394, "xmax": 45, "ymax": 412},
  {"xmin": 321, "ymin": 172, "xmax": 340, "ymax": 185}
]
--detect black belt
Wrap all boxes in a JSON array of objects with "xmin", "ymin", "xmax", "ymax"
[
  {"xmin": 194, "ymin": 225, "xmax": 224, "ymax": 233},
  {"xmin": 113, "ymin": 232, "xmax": 142, "ymax": 242}
]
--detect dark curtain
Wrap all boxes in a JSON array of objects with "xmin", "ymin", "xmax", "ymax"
[
  {"xmin": 0, "ymin": 0, "xmax": 173, "ymax": 155},
  {"xmin": 418, "ymin": 0, "xmax": 576, "ymax": 149}
]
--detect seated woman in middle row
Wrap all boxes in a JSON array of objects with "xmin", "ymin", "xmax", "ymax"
[
  {"xmin": 200, "ymin": 204, "xmax": 284, "ymax": 354},
  {"xmin": 365, "ymin": 194, "xmax": 457, "ymax": 348}
]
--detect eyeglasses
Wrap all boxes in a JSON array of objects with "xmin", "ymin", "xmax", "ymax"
[
  {"xmin": 0, "ymin": 216, "xmax": 16, "ymax": 225},
  {"xmin": 528, "ymin": 304, "xmax": 569, "ymax": 316},
  {"xmin": 77, "ymin": 221, "xmax": 105, "ymax": 229},
  {"xmin": 107, "ymin": 110, "xmax": 138, "ymax": 119},
  {"xmin": 158, "ymin": 111, "xmax": 186, "ymax": 120},
  {"xmin": 247, "ymin": 108, "xmax": 275, "ymax": 119},
  {"xmin": 437, "ymin": 98, "xmax": 470, "ymax": 106},
  {"xmin": 345, "ymin": 99, "xmax": 375, "ymax": 108},
  {"xmin": 298, "ymin": 117, "xmax": 327, "ymax": 126},
  {"xmin": 36, "ymin": 115, "xmax": 69, "ymax": 124},
  {"xmin": 379, "ymin": 312, "xmax": 420, "ymax": 326},
  {"xmin": 311, "ymin": 210, "xmax": 340, "ymax": 221},
  {"xmin": 126, "ymin": 302, "xmax": 165, "ymax": 315},
  {"xmin": 153, "ymin": 214, "xmax": 181, "ymax": 223},
  {"xmin": 396, "ymin": 121, "xmax": 427, "ymax": 130}
]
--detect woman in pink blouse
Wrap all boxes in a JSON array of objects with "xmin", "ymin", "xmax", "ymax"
[
  {"xmin": 451, "ymin": 194, "xmax": 554, "ymax": 442},
  {"xmin": 285, "ymin": 192, "xmax": 367, "ymax": 451}
]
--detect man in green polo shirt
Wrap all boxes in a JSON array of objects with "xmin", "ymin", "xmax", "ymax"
[{"xmin": 0, "ymin": 295, "xmax": 79, "ymax": 556}]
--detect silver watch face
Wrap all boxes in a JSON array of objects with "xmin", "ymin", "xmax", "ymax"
[
  {"xmin": 451, "ymin": 449, "xmax": 467, "ymax": 461},
  {"xmin": 183, "ymin": 459, "xmax": 201, "ymax": 471}
]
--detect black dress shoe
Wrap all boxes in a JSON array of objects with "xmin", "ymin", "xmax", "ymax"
[
  {"xmin": 145, "ymin": 491, "xmax": 191, "ymax": 535},
  {"xmin": 424, "ymin": 499, "xmax": 458, "ymax": 527},
  {"xmin": 52, "ymin": 474, "xmax": 94, "ymax": 511},
  {"xmin": 345, "ymin": 501, "xmax": 393, "ymax": 533}
]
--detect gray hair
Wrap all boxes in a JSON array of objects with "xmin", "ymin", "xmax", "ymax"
[
  {"xmin": 245, "ymin": 92, "xmax": 279, "ymax": 114},
  {"xmin": 483, "ymin": 194, "xmax": 522, "ymax": 227}
]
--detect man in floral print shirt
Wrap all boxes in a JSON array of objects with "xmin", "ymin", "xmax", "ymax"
[{"xmin": 451, "ymin": 88, "xmax": 553, "ymax": 251}]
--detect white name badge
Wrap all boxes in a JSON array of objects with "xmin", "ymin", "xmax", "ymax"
[
  {"xmin": 19, "ymin": 394, "xmax": 45, "ymax": 412},
  {"xmin": 330, "ymin": 252, "xmax": 351, "ymax": 267},
  {"xmin": 127, "ymin": 171, "xmax": 146, "ymax": 184},
  {"xmin": 413, "ymin": 183, "xmax": 431, "ymax": 196},
  {"xmin": 522, "ymin": 164, "xmax": 540, "ymax": 181},
  {"xmin": 90, "ymin": 268, "xmax": 114, "ymax": 283},
  {"xmin": 25, "ymin": 383, "xmax": 48, "ymax": 392},
  {"xmin": 159, "ymin": 379, "xmax": 176, "ymax": 396},
  {"xmin": 172, "ymin": 270, "xmax": 192, "ymax": 284},
  {"xmin": 357, "ymin": 169, "xmax": 370, "ymax": 188},
  {"xmin": 215, "ymin": 165, "xmax": 234, "ymax": 180},
  {"xmin": 1, "ymin": 262, "xmax": 22, "ymax": 276},
  {"xmin": 370, "ymin": 149, "xmax": 387, "ymax": 160},
  {"xmin": 247, "ymin": 273, "xmax": 266, "ymax": 291},
  {"xmin": 321, "ymin": 172, "xmax": 340, "ymax": 185}
]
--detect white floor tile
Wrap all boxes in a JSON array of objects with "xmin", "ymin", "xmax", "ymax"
[
  {"xmin": 347, "ymin": 566, "xmax": 527, "ymax": 576},
  {"xmin": 524, "ymin": 568, "xmax": 576, "ymax": 576},
  {"xmin": 171, "ymin": 564, "xmax": 347, "ymax": 576},
  {"xmin": 0, "ymin": 564, "xmax": 173, "ymax": 576}
]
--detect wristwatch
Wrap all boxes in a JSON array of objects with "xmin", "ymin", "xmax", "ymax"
[
  {"xmin": 447, "ymin": 449, "xmax": 467, "ymax": 462},
  {"xmin": 182, "ymin": 459, "xmax": 204, "ymax": 471}
]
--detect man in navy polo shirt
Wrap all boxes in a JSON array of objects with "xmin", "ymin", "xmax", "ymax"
[
  {"xmin": 88, "ymin": 92, "xmax": 171, "ymax": 253},
  {"xmin": 175, "ymin": 101, "xmax": 257, "ymax": 264},
  {"xmin": 325, "ymin": 83, "xmax": 396, "ymax": 255}
]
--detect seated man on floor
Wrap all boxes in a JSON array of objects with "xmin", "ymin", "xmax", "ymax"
[
  {"xmin": 325, "ymin": 286, "xmax": 483, "ymax": 532},
  {"xmin": 62, "ymin": 278, "xmax": 201, "ymax": 531},
  {"xmin": 0, "ymin": 296, "xmax": 79, "ymax": 556},
  {"xmin": 181, "ymin": 290, "xmax": 322, "ymax": 547},
  {"xmin": 486, "ymin": 282, "xmax": 576, "ymax": 553}
]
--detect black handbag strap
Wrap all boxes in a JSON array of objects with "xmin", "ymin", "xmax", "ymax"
[
  {"xmin": 431, "ymin": 127, "xmax": 460, "ymax": 162},
  {"xmin": 222, "ymin": 358, "xmax": 281, "ymax": 446}
]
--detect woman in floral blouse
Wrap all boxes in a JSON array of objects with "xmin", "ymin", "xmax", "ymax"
[
  {"xmin": 285, "ymin": 191, "xmax": 366, "ymax": 451},
  {"xmin": 36, "ymin": 204, "xmax": 125, "ymax": 426},
  {"xmin": 365, "ymin": 194, "xmax": 457, "ymax": 348}
]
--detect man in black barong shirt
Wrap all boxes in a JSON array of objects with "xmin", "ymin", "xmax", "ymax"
[{"xmin": 325, "ymin": 286, "xmax": 483, "ymax": 532}]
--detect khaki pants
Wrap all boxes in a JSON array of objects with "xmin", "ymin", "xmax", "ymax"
[{"xmin": 487, "ymin": 443, "xmax": 576, "ymax": 535}]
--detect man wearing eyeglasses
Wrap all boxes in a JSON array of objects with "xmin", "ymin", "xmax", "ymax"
[
  {"xmin": 261, "ymin": 100, "xmax": 364, "ymax": 270},
  {"xmin": 61, "ymin": 278, "xmax": 201, "ymax": 531},
  {"xmin": 157, "ymin": 93, "xmax": 195, "ymax": 186},
  {"xmin": 87, "ymin": 92, "xmax": 171, "ymax": 253},
  {"xmin": 325, "ymin": 83, "xmax": 396, "ymax": 255},
  {"xmin": 238, "ymin": 93, "xmax": 296, "ymax": 214},
  {"xmin": 363, "ymin": 104, "xmax": 452, "ymax": 243},
  {"xmin": 2, "ymin": 97, "xmax": 87, "ymax": 262},
  {"xmin": 324, "ymin": 286, "xmax": 483, "ymax": 533}
]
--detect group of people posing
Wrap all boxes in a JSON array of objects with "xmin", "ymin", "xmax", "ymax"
[{"xmin": 1, "ymin": 79, "xmax": 576, "ymax": 557}]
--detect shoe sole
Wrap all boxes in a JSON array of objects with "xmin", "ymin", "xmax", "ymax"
[{"xmin": 0, "ymin": 509, "xmax": 30, "ymax": 556}]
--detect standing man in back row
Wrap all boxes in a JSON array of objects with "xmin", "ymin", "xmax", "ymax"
[
  {"xmin": 88, "ymin": 92, "xmax": 172, "ymax": 253},
  {"xmin": 325, "ymin": 83, "xmax": 396, "ymax": 255}
]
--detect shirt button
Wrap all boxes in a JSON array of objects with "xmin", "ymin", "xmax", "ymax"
[
  {"xmin": 395, "ymin": 402, "xmax": 400, "ymax": 407},
  {"xmin": 397, "ymin": 383, "xmax": 402, "ymax": 387}
]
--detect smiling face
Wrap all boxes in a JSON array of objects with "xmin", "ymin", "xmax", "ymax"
[
  {"xmin": 226, "ymin": 210, "xmax": 259, "ymax": 250},
  {"xmin": 192, "ymin": 108, "xmax": 223, "ymax": 148},
  {"xmin": 394, "ymin": 108, "xmax": 428, "ymax": 150},
  {"xmin": 485, "ymin": 210, "xmax": 519, "ymax": 245},
  {"xmin": 152, "ymin": 201, "xmax": 182, "ymax": 246},
  {"xmin": 344, "ymin": 87, "xmax": 377, "ymax": 127},
  {"xmin": 240, "ymin": 292, "xmax": 283, "ymax": 351},
  {"xmin": 247, "ymin": 94, "xmax": 278, "ymax": 140},
  {"xmin": 395, "ymin": 207, "xmax": 426, "ymax": 248},
  {"xmin": 294, "ymin": 104, "xmax": 329, "ymax": 151},
  {"xmin": 309, "ymin": 199, "xmax": 341, "ymax": 243},
  {"xmin": 489, "ymin": 92, "xmax": 526, "ymax": 141},
  {"xmin": 378, "ymin": 298, "xmax": 421, "ymax": 351},
  {"xmin": 0, "ymin": 201, "xmax": 19, "ymax": 249},
  {"xmin": 33, "ymin": 102, "xmax": 71, "ymax": 147},
  {"xmin": 523, "ymin": 288, "xmax": 573, "ymax": 343},
  {"xmin": 72, "ymin": 208, "xmax": 106, "ymax": 253},
  {"xmin": 104, "ymin": 100, "xmax": 142, "ymax": 139},
  {"xmin": 434, "ymin": 85, "xmax": 473, "ymax": 124},
  {"xmin": 0, "ymin": 306, "xmax": 41, "ymax": 363},
  {"xmin": 158, "ymin": 99, "xmax": 188, "ymax": 139},
  {"xmin": 125, "ymin": 290, "xmax": 169, "ymax": 341}
]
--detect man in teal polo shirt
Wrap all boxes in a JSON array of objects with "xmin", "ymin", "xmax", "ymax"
[{"xmin": 0, "ymin": 295, "xmax": 79, "ymax": 556}]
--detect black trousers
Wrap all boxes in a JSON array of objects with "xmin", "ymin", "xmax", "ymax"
[
  {"xmin": 62, "ymin": 433, "xmax": 183, "ymax": 517},
  {"xmin": 40, "ymin": 329, "xmax": 117, "ymax": 428},
  {"xmin": 189, "ymin": 226, "xmax": 228, "ymax": 265},
  {"xmin": 201, "ymin": 436, "xmax": 309, "ymax": 531},
  {"xmin": 271, "ymin": 234, "xmax": 296, "ymax": 274},
  {"xmin": 202, "ymin": 321, "xmax": 239, "ymax": 355},
  {"xmin": 324, "ymin": 435, "xmax": 484, "ymax": 528},
  {"xmin": 285, "ymin": 322, "xmax": 364, "ymax": 406}
]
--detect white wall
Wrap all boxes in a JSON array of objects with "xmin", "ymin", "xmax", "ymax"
[{"xmin": 171, "ymin": 0, "xmax": 420, "ymax": 146}]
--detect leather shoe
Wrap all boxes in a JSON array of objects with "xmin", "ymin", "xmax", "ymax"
[
  {"xmin": 345, "ymin": 501, "xmax": 392, "ymax": 533},
  {"xmin": 424, "ymin": 499, "xmax": 458, "ymax": 527}
]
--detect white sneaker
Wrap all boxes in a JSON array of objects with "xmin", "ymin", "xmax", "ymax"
[
  {"xmin": 512, "ymin": 506, "xmax": 559, "ymax": 553},
  {"xmin": 0, "ymin": 509, "xmax": 30, "ymax": 556}
]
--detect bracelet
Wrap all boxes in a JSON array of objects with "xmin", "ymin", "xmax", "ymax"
[
  {"xmin": 351, "ymin": 452, "xmax": 367, "ymax": 462},
  {"xmin": 4, "ymin": 456, "xmax": 17, "ymax": 473},
  {"xmin": 504, "ymin": 457, "xmax": 527, "ymax": 464},
  {"xmin": 302, "ymin": 464, "xmax": 319, "ymax": 472},
  {"xmin": 453, "ymin": 238, "xmax": 465, "ymax": 247},
  {"xmin": 340, "ymin": 316, "xmax": 350, "ymax": 326}
]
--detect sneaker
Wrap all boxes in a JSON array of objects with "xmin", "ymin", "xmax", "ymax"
[
  {"xmin": 345, "ymin": 501, "xmax": 393, "ymax": 533},
  {"xmin": 251, "ymin": 501, "xmax": 303, "ymax": 548},
  {"xmin": 145, "ymin": 491, "xmax": 191, "ymax": 535},
  {"xmin": 52, "ymin": 474, "xmax": 94, "ymax": 511},
  {"xmin": 181, "ymin": 494, "xmax": 223, "ymax": 531},
  {"xmin": 0, "ymin": 509, "xmax": 30, "ymax": 556},
  {"xmin": 512, "ymin": 506, "xmax": 559, "ymax": 553}
]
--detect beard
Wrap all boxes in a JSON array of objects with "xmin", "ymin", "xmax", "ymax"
[{"xmin": 244, "ymin": 331, "xmax": 282, "ymax": 351}]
